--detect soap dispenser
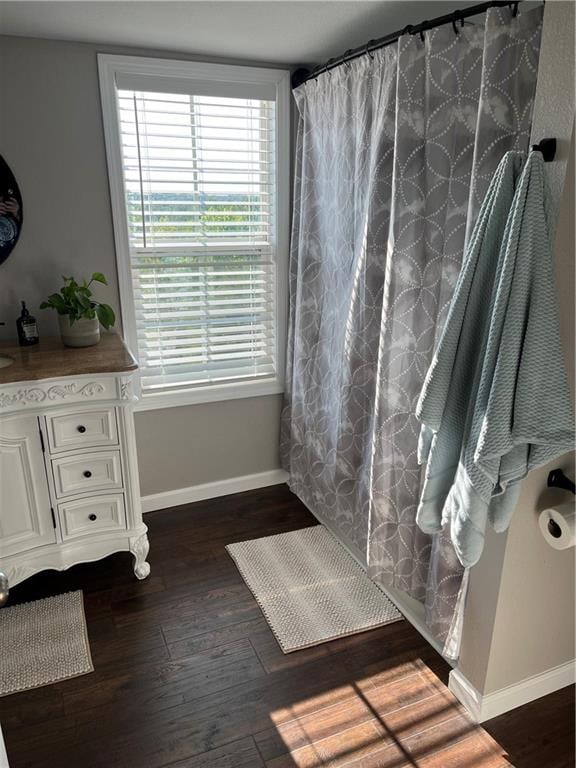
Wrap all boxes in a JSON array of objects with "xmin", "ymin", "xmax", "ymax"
[{"xmin": 16, "ymin": 301, "xmax": 39, "ymax": 346}]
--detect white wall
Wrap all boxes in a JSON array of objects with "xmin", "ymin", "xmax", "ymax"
[{"xmin": 0, "ymin": 35, "xmax": 286, "ymax": 496}]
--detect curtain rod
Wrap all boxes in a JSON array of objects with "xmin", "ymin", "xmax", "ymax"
[{"xmin": 292, "ymin": 0, "xmax": 524, "ymax": 88}]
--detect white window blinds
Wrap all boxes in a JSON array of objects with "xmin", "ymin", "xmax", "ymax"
[{"xmin": 116, "ymin": 87, "xmax": 278, "ymax": 394}]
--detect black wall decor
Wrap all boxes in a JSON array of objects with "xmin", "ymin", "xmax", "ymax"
[{"xmin": 0, "ymin": 155, "xmax": 23, "ymax": 265}]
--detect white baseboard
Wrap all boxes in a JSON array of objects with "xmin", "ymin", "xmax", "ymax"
[
  {"xmin": 141, "ymin": 469, "xmax": 289, "ymax": 513},
  {"xmin": 449, "ymin": 659, "xmax": 575, "ymax": 723},
  {"xmin": 383, "ymin": 584, "xmax": 446, "ymax": 660}
]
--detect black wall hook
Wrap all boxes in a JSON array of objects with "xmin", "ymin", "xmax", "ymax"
[
  {"xmin": 548, "ymin": 468, "xmax": 575, "ymax": 495},
  {"xmin": 532, "ymin": 137, "xmax": 557, "ymax": 162}
]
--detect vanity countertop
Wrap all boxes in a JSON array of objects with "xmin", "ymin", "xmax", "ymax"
[{"xmin": 0, "ymin": 333, "xmax": 138, "ymax": 385}]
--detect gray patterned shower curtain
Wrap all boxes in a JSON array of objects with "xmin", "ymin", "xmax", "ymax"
[{"xmin": 280, "ymin": 5, "xmax": 543, "ymax": 657}]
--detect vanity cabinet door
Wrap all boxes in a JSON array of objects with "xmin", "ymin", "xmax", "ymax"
[{"xmin": 0, "ymin": 414, "xmax": 56, "ymax": 556}]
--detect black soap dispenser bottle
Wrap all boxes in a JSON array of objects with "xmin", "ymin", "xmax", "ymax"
[{"xmin": 16, "ymin": 301, "xmax": 39, "ymax": 346}]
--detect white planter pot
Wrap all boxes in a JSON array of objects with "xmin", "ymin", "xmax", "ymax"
[{"xmin": 58, "ymin": 315, "xmax": 100, "ymax": 348}]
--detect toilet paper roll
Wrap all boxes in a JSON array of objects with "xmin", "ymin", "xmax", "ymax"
[{"xmin": 539, "ymin": 502, "xmax": 576, "ymax": 550}]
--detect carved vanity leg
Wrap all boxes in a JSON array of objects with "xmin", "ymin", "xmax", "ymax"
[{"xmin": 129, "ymin": 533, "xmax": 151, "ymax": 579}]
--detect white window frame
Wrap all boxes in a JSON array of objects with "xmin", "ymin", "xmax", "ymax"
[{"xmin": 98, "ymin": 53, "xmax": 290, "ymax": 411}]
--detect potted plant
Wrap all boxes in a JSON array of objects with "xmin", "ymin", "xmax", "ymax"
[{"xmin": 40, "ymin": 273, "xmax": 116, "ymax": 347}]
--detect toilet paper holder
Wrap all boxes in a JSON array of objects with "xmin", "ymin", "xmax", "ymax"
[
  {"xmin": 547, "ymin": 468, "xmax": 575, "ymax": 496},
  {"xmin": 546, "ymin": 469, "xmax": 575, "ymax": 539}
]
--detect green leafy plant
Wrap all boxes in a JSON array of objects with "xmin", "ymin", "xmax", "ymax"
[{"xmin": 40, "ymin": 273, "xmax": 116, "ymax": 329}]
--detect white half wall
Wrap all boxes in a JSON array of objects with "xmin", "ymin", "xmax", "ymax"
[{"xmin": 454, "ymin": 0, "xmax": 575, "ymax": 718}]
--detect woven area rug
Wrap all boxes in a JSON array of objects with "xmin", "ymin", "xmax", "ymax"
[
  {"xmin": 227, "ymin": 525, "xmax": 402, "ymax": 653},
  {"xmin": 0, "ymin": 591, "xmax": 93, "ymax": 697}
]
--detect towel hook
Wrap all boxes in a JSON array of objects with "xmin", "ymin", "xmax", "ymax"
[
  {"xmin": 532, "ymin": 137, "xmax": 557, "ymax": 162},
  {"xmin": 547, "ymin": 468, "xmax": 575, "ymax": 495}
]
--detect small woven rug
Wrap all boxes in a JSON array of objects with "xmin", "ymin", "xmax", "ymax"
[
  {"xmin": 227, "ymin": 525, "xmax": 402, "ymax": 653},
  {"xmin": 0, "ymin": 590, "xmax": 93, "ymax": 697}
]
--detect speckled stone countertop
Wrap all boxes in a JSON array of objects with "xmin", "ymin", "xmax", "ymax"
[{"xmin": 0, "ymin": 333, "xmax": 138, "ymax": 385}]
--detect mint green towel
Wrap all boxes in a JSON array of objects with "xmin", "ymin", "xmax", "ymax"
[{"xmin": 416, "ymin": 151, "xmax": 574, "ymax": 567}]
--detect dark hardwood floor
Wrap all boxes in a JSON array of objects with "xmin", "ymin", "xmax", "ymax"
[{"xmin": 1, "ymin": 485, "xmax": 574, "ymax": 768}]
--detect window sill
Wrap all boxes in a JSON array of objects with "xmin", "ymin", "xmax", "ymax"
[{"xmin": 133, "ymin": 378, "xmax": 285, "ymax": 411}]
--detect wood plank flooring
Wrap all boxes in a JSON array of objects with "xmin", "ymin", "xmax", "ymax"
[{"xmin": 1, "ymin": 485, "xmax": 574, "ymax": 768}]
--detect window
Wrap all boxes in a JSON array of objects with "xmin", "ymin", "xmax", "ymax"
[{"xmin": 98, "ymin": 55, "xmax": 290, "ymax": 408}]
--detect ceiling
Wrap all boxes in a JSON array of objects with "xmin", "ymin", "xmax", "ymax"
[{"xmin": 0, "ymin": 1, "xmax": 477, "ymax": 67}]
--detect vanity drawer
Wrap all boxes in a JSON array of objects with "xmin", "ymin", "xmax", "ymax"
[
  {"xmin": 58, "ymin": 494, "xmax": 127, "ymax": 540},
  {"xmin": 52, "ymin": 450, "xmax": 123, "ymax": 498},
  {"xmin": 46, "ymin": 408, "xmax": 118, "ymax": 453}
]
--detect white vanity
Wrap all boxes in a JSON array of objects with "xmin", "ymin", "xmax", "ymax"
[{"xmin": 0, "ymin": 334, "xmax": 149, "ymax": 587}]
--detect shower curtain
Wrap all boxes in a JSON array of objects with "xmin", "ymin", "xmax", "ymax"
[{"xmin": 280, "ymin": 5, "xmax": 543, "ymax": 657}]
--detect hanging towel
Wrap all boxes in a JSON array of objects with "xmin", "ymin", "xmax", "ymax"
[{"xmin": 415, "ymin": 150, "xmax": 574, "ymax": 567}]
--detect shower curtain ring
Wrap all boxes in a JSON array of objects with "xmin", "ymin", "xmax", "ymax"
[
  {"xmin": 325, "ymin": 58, "xmax": 336, "ymax": 77},
  {"xmin": 365, "ymin": 40, "xmax": 376, "ymax": 59},
  {"xmin": 511, "ymin": 1, "xmax": 519, "ymax": 17},
  {"xmin": 344, "ymin": 49, "xmax": 353, "ymax": 68},
  {"xmin": 419, "ymin": 28, "xmax": 426, "ymax": 43},
  {"xmin": 452, "ymin": 12, "xmax": 461, "ymax": 35}
]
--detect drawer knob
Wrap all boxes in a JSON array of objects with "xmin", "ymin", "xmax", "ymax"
[
  {"xmin": 83, "ymin": 470, "xmax": 92, "ymax": 478},
  {"xmin": 88, "ymin": 514, "xmax": 97, "ymax": 521},
  {"xmin": 77, "ymin": 425, "xmax": 87, "ymax": 434}
]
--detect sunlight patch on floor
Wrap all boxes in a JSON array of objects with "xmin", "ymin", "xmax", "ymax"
[{"xmin": 266, "ymin": 660, "xmax": 511, "ymax": 768}]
